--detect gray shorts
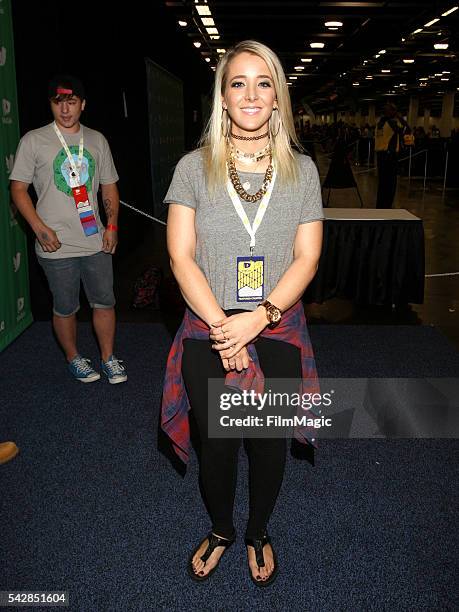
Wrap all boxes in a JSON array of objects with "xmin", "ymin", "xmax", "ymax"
[{"xmin": 38, "ymin": 251, "xmax": 116, "ymax": 317}]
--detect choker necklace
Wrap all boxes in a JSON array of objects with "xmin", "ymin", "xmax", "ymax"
[
  {"xmin": 230, "ymin": 131, "xmax": 269, "ymax": 141},
  {"xmin": 227, "ymin": 154, "xmax": 274, "ymax": 203},
  {"xmin": 230, "ymin": 142, "xmax": 271, "ymax": 164}
]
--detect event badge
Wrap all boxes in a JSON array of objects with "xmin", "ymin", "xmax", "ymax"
[
  {"xmin": 53, "ymin": 122, "xmax": 99, "ymax": 237},
  {"xmin": 237, "ymin": 256, "xmax": 265, "ymax": 302},
  {"xmin": 72, "ymin": 185, "xmax": 99, "ymax": 236},
  {"xmin": 226, "ymin": 162, "xmax": 277, "ymax": 304}
]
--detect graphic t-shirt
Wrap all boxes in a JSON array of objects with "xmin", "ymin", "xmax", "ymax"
[
  {"xmin": 164, "ymin": 149, "xmax": 324, "ymax": 311},
  {"xmin": 10, "ymin": 122, "xmax": 119, "ymax": 258}
]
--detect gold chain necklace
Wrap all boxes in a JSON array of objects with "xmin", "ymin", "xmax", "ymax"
[{"xmin": 227, "ymin": 154, "xmax": 273, "ymax": 203}]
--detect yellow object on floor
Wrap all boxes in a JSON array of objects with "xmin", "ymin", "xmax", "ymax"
[{"xmin": 0, "ymin": 441, "xmax": 19, "ymax": 465}]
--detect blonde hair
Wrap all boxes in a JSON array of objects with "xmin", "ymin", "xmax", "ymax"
[{"xmin": 199, "ymin": 40, "xmax": 302, "ymax": 191}]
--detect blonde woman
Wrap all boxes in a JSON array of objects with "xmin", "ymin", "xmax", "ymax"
[{"xmin": 162, "ymin": 40, "xmax": 323, "ymax": 586}]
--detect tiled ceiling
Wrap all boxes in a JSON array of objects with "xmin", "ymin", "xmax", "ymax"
[{"xmin": 166, "ymin": 1, "xmax": 458, "ymax": 113}]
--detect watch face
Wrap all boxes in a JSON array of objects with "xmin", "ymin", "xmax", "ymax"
[{"xmin": 269, "ymin": 306, "xmax": 282, "ymax": 322}]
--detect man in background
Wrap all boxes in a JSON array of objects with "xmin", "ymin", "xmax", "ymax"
[
  {"xmin": 10, "ymin": 75, "xmax": 127, "ymax": 384},
  {"xmin": 375, "ymin": 103, "xmax": 409, "ymax": 208}
]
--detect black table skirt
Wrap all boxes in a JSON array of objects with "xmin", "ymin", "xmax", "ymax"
[{"xmin": 304, "ymin": 219, "xmax": 425, "ymax": 305}]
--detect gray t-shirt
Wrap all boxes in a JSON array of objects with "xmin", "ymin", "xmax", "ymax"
[
  {"xmin": 164, "ymin": 149, "xmax": 324, "ymax": 310},
  {"xmin": 10, "ymin": 122, "xmax": 119, "ymax": 259}
]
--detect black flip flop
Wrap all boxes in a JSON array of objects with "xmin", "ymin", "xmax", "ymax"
[
  {"xmin": 188, "ymin": 532, "xmax": 235, "ymax": 582},
  {"xmin": 245, "ymin": 532, "xmax": 278, "ymax": 587}
]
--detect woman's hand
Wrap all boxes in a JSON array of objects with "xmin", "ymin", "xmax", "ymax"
[
  {"xmin": 219, "ymin": 346, "xmax": 251, "ymax": 372},
  {"xmin": 210, "ymin": 309, "xmax": 268, "ymax": 360}
]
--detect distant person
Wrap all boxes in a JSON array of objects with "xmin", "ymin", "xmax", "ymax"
[
  {"xmin": 10, "ymin": 75, "xmax": 127, "ymax": 384},
  {"xmin": 430, "ymin": 124, "xmax": 440, "ymax": 139},
  {"xmin": 374, "ymin": 103, "xmax": 409, "ymax": 208}
]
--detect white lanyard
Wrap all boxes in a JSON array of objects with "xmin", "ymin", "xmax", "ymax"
[
  {"xmin": 53, "ymin": 121, "xmax": 84, "ymax": 182},
  {"xmin": 226, "ymin": 164, "xmax": 277, "ymax": 255}
]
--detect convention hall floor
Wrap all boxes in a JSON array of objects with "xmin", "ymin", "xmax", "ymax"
[{"xmin": 109, "ymin": 146, "xmax": 459, "ymax": 349}]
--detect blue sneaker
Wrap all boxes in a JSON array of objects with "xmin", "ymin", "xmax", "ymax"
[
  {"xmin": 68, "ymin": 355, "xmax": 100, "ymax": 383},
  {"xmin": 101, "ymin": 355, "xmax": 127, "ymax": 384}
]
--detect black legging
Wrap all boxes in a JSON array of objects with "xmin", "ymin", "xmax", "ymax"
[{"xmin": 182, "ymin": 330, "xmax": 302, "ymax": 540}]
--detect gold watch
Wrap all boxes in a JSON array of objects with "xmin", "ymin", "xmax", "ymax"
[{"xmin": 258, "ymin": 300, "xmax": 282, "ymax": 327}]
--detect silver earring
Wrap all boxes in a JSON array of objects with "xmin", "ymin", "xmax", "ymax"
[
  {"xmin": 221, "ymin": 108, "xmax": 230, "ymax": 138},
  {"xmin": 269, "ymin": 108, "xmax": 281, "ymax": 138}
]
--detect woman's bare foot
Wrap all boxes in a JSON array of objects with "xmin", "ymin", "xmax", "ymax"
[
  {"xmin": 191, "ymin": 533, "xmax": 231, "ymax": 578},
  {"xmin": 246, "ymin": 542, "xmax": 275, "ymax": 582}
]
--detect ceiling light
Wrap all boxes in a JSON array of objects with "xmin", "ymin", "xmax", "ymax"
[
  {"xmin": 193, "ymin": 41, "xmax": 202, "ymax": 48},
  {"xmin": 443, "ymin": 71, "xmax": 451, "ymax": 73},
  {"xmin": 399, "ymin": 83, "xmax": 407, "ymax": 86},
  {"xmin": 378, "ymin": 49, "xmax": 386, "ymax": 54},
  {"xmin": 206, "ymin": 27, "xmax": 219, "ymax": 35},
  {"xmin": 374, "ymin": 54, "xmax": 380, "ymax": 58},
  {"xmin": 441, "ymin": 6, "xmax": 458, "ymax": 16},
  {"xmin": 196, "ymin": 5, "xmax": 211, "ymax": 15},
  {"xmin": 401, "ymin": 37, "xmax": 406, "ymax": 42},
  {"xmin": 310, "ymin": 42, "xmax": 325, "ymax": 48},
  {"xmin": 205, "ymin": 57, "xmax": 211, "ymax": 63},
  {"xmin": 201, "ymin": 17, "xmax": 215, "ymax": 26},
  {"xmin": 295, "ymin": 66, "xmax": 305, "ymax": 70},
  {"xmin": 217, "ymin": 48, "xmax": 226, "ymax": 54},
  {"xmin": 290, "ymin": 76, "xmax": 298, "ymax": 80},
  {"xmin": 210, "ymin": 35, "xmax": 220, "ymax": 40},
  {"xmin": 434, "ymin": 73, "xmax": 443, "ymax": 76},
  {"xmin": 365, "ymin": 75, "xmax": 373, "ymax": 79},
  {"xmin": 419, "ymin": 77, "xmax": 428, "ymax": 80},
  {"xmin": 412, "ymin": 28, "xmax": 423, "ymax": 34},
  {"xmin": 325, "ymin": 21, "xmax": 343, "ymax": 27},
  {"xmin": 352, "ymin": 82, "xmax": 360, "ymax": 86},
  {"xmin": 381, "ymin": 69, "xmax": 391, "ymax": 73},
  {"xmin": 178, "ymin": 20, "xmax": 187, "ymax": 27},
  {"xmin": 434, "ymin": 43, "xmax": 449, "ymax": 49},
  {"xmin": 363, "ymin": 60, "xmax": 368, "ymax": 64},
  {"xmin": 424, "ymin": 18, "xmax": 440, "ymax": 27},
  {"xmin": 301, "ymin": 58, "xmax": 313, "ymax": 62},
  {"xmin": 328, "ymin": 27, "xmax": 339, "ymax": 30},
  {"xmin": 441, "ymin": 77, "xmax": 449, "ymax": 80},
  {"xmin": 403, "ymin": 58, "xmax": 415, "ymax": 63}
]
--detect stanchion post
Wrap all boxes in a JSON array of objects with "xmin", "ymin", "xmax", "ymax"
[
  {"xmin": 423, "ymin": 150, "xmax": 428, "ymax": 191},
  {"xmin": 442, "ymin": 149, "xmax": 449, "ymax": 198},
  {"xmin": 367, "ymin": 139, "xmax": 371, "ymax": 167},
  {"xmin": 408, "ymin": 146, "xmax": 412, "ymax": 190}
]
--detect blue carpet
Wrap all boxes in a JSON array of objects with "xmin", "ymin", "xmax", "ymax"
[{"xmin": 1, "ymin": 323, "xmax": 458, "ymax": 611}]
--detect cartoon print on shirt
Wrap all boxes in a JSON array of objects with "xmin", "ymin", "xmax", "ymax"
[{"xmin": 53, "ymin": 146, "xmax": 95, "ymax": 196}]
